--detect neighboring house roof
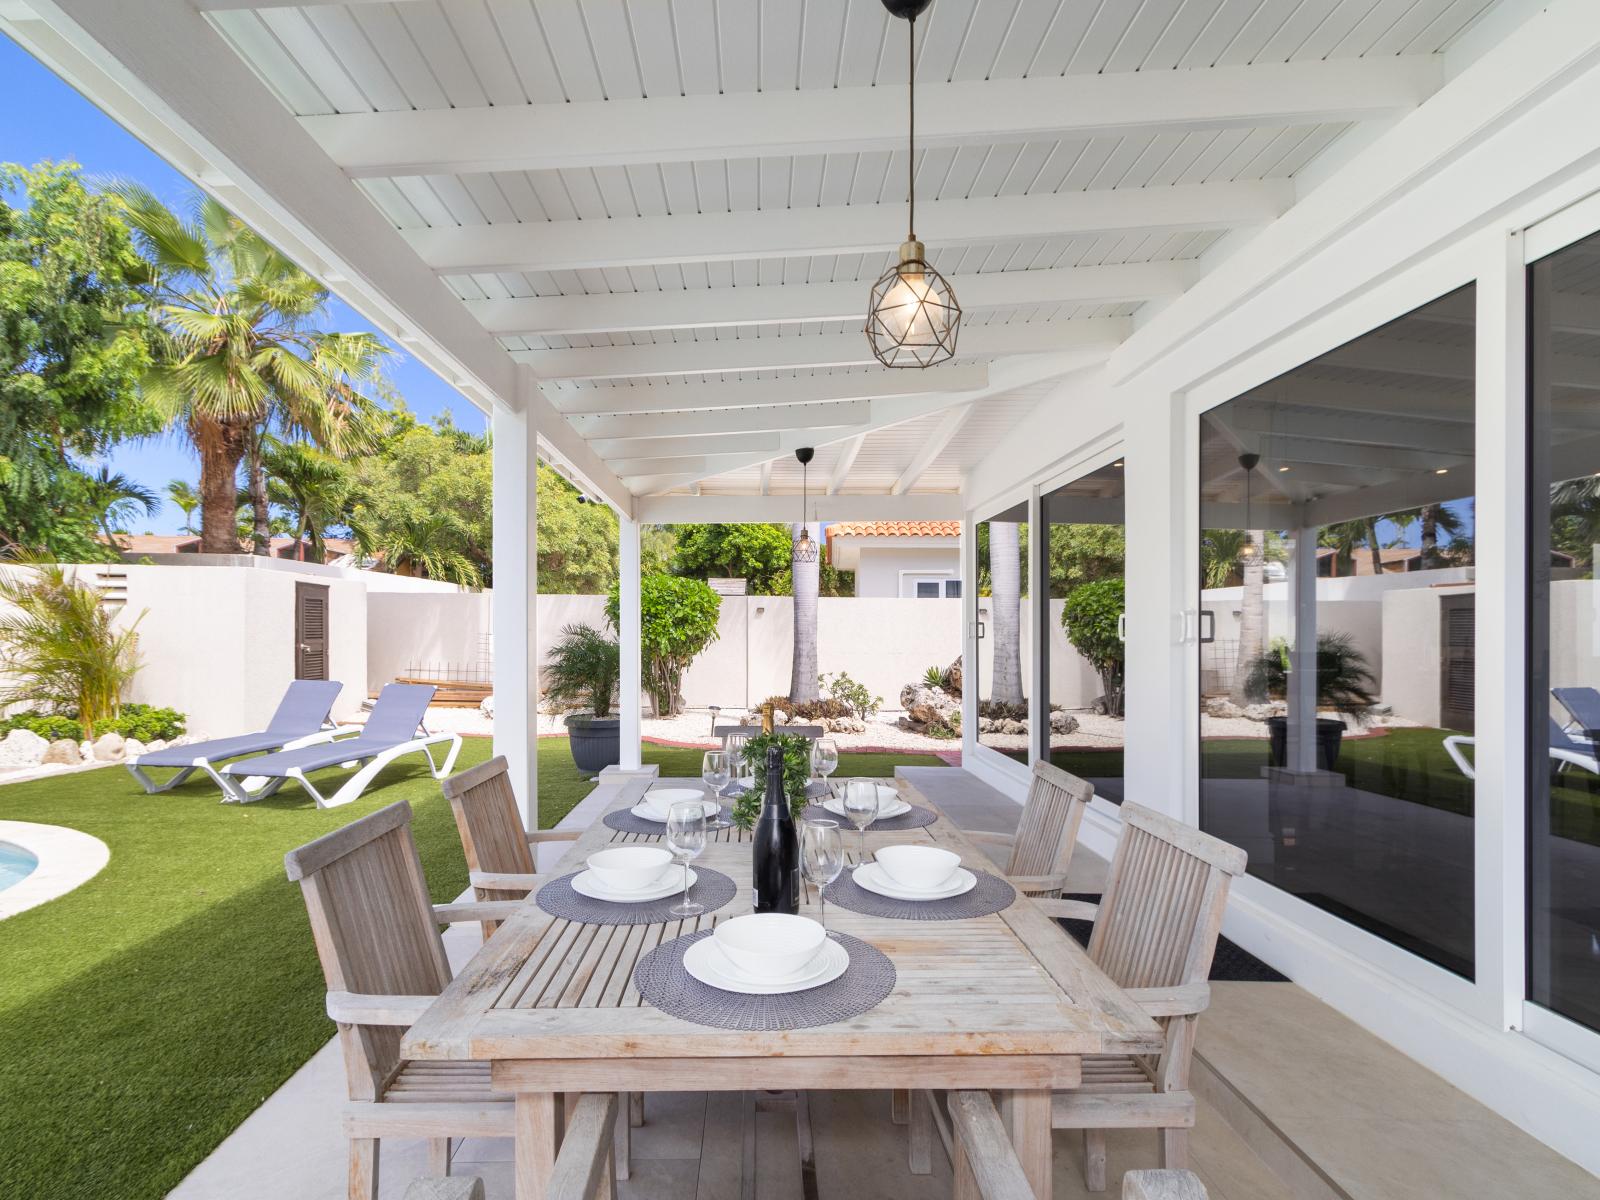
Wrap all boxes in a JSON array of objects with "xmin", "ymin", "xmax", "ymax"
[
  {"xmin": 101, "ymin": 533, "xmax": 356, "ymax": 563},
  {"xmin": 826, "ymin": 521, "xmax": 962, "ymax": 539}
]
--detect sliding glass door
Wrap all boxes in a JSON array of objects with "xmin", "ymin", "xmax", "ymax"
[{"xmin": 974, "ymin": 502, "xmax": 1029, "ymax": 762}]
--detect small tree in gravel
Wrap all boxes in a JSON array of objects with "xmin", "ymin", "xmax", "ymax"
[
  {"xmin": 1061, "ymin": 577, "xmax": 1125, "ymax": 717},
  {"xmin": 606, "ymin": 574, "xmax": 721, "ymax": 717}
]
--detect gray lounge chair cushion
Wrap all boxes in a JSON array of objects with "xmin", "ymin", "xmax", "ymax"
[
  {"xmin": 134, "ymin": 680, "xmax": 344, "ymax": 768},
  {"xmin": 226, "ymin": 683, "xmax": 436, "ymax": 779},
  {"xmin": 1553, "ymin": 688, "xmax": 1600, "ymax": 735}
]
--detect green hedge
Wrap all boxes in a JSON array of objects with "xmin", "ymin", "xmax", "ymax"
[{"xmin": 0, "ymin": 704, "xmax": 187, "ymax": 743}]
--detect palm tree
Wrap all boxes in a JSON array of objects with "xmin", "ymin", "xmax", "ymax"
[
  {"xmin": 1319, "ymin": 520, "xmax": 1371, "ymax": 577},
  {"xmin": 263, "ymin": 439, "xmax": 349, "ymax": 562},
  {"xmin": 988, "ymin": 521, "xmax": 1025, "ymax": 706},
  {"xmin": 165, "ymin": 479, "xmax": 200, "ymax": 534},
  {"xmin": 112, "ymin": 186, "xmax": 385, "ymax": 555},
  {"xmin": 82, "ymin": 467, "xmax": 159, "ymax": 549},
  {"xmin": 788, "ymin": 522, "xmax": 820, "ymax": 703},
  {"xmin": 351, "ymin": 509, "xmax": 481, "ymax": 588},
  {"xmin": 1230, "ymin": 531, "xmax": 1266, "ymax": 705}
]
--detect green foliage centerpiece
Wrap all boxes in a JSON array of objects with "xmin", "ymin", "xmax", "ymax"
[{"xmin": 729, "ymin": 731, "xmax": 813, "ymax": 831}]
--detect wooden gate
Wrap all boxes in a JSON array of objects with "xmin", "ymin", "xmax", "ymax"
[
  {"xmin": 1439, "ymin": 593, "xmax": 1474, "ymax": 734},
  {"xmin": 294, "ymin": 582, "xmax": 329, "ymax": 680}
]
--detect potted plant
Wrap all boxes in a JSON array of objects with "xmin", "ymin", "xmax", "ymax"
[
  {"xmin": 543, "ymin": 622, "xmax": 621, "ymax": 772},
  {"xmin": 1245, "ymin": 632, "xmax": 1377, "ymax": 771}
]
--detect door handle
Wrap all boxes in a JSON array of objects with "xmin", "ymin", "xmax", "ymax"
[
  {"xmin": 1198, "ymin": 610, "xmax": 1216, "ymax": 644},
  {"xmin": 1116, "ymin": 613, "xmax": 1126, "ymax": 642}
]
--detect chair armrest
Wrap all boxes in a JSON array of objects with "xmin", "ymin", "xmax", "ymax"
[
  {"xmin": 962, "ymin": 830, "xmax": 1016, "ymax": 847},
  {"xmin": 469, "ymin": 870, "xmax": 545, "ymax": 892},
  {"xmin": 527, "ymin": 829, "xmax": 581, "ymax": 844},
  {"xmin": 1008, "ymin": 873, "xmax": 1070, "ymax": 896},
  {"xmin": 433, "ymin": 900, "xmax": 525, "ymax": 923},
  {"xmin": 1031, "ymin": 898, "xmax": 1099, "ymax": 921},
  {"xmin": 326, "ymin": 991, "xmax": 436, "ymax": 1026},
  {"xmin": 1124, "ymin": 983, "xmax": 1211, "ymax": 1018}
]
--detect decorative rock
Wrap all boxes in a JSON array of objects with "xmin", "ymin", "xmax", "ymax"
[
  {"xmin": 945, "ymin": 655, "xmax": 963, "ymax": 696},
  {"xmin": 997, "ymin": 718, "xmax": 1027, "ymax": 736},
  {"xmin": 977, "ymin": 716, "xmax": 997, "ymax": 734},
  {"xmin": 1242, "ymin": 704, "xmax": 1275, "ymax": 722},
  {"xmin": 79, "ymin": 741, "xmax": 94, "ymax": 762},
  {"xmin": 145, "ymin": 738, "xmax": 168, "ymax": 752},
  {"xmin": 1049, "ymin": 710, "xmax": 1079, "ymax": 735},
  {"xmin": 123, "ymin": 737, "xmax": 146, "ymax": 759},
  {"xmin": 898, "ymin": 684, "xmax": 959, "ymax": 728},
  {"xmin": 1205, "ymin": 698, "xmax": 1243, "ymax": 719},
  {"xmin": 91, "ymin": 731, "xmax": 127, "ymax": 762},
  {"xmin": 42, "ymin": 739, "xmax": 81, "ymax": 766},
  {"xmin": 0, "ymin": 728, "xmax": 49, "ymax": 767},
  {"xmin": 479, "ymin": 694, "xmax": 495, "ymax": 718}
]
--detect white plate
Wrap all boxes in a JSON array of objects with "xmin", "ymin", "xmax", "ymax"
[
  {"xmin": 821, "ymin": 795, "xmax": 911, "ymax": 821},
  {"xmin": 570, "ymin": 867, "xmax": 696, "ymax": 904},
  {"xmin": 852, "ymin": 862, "xmax": 976, "ymax": 902},
  {"xmin": 631, "ymin": 798, "xmax": 720, "ymax": 823},
  {"xmin": 683, "ymin": 934, "xmax": 849, "ymax": 995}
]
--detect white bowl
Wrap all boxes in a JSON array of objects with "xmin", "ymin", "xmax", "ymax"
[
  {"xmin": 874, "ymin": 845, "xmax": 962, "ymax": 893},
  {"xmin": 641, "ymin": 787, "xmax": 708, "ymax": 817},
  {"xmin": 585, "ymin": 846, "xmax": 674, "ymax": 893},
  {"xmin": 712, "ymin": 913, "xmax": 826, "ymax": 981}
]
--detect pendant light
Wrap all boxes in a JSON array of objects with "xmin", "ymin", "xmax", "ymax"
[
  {"xmin": 1237, "ymin": 452, "xmax": 1261, "ymax": 561},
  {"xmin": 865, "ymin": 0, "xmax": 961, "ymax": 368},
  {"xmin": 792, "ymin": 447, "xmax": 819, "ymax": 564}
]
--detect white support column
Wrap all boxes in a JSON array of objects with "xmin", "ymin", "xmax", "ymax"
[
  {"xmin": 1027, "ymin": 486, "xmax": 1046, "ymax": 766},
  {"xmin": 492, "ymin": 377, "xmax": 539, "ymax": 830},
  {"xmin": 961, "ymin": 514, "xmax": 979, "ymax": 763},
  {"xmin": 1474, "ymin": 227, "xmax": 1528, "ymax": 1031},
  {"xmin": 618, "ymin": 514, "xmax": 643, "ymax": 772},
  {"xmin": 1286, "ymin": 523, "xmax": 1320, "ymax": 775}
]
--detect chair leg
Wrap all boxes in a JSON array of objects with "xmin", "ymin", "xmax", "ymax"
[
  {"xmin": 1084, "ymin": 1129, "xmax": 1108, "ymax": 1192},
  {"xmin": 891, "ymin": 1088, "xmax": 911, "ymax": 1125},
  {"xmin": 630, "ymin": 1090, "xmax": 644, "ymax": 1127},
  {"xmin": 601, "ymin": 1144, "xmax": 619, "ymax": 1200},
  {"xmin": 908, "ymin": 1088, "xmax": 933, "ymax": 1175},
  {"xmin": 1162, "ymin": 1126, "xmax": 1189, "ymax": 1172},
  {"xmin": 427, "ymin": 1136, "xmax": 451, "ymax": 1177},
  {"xmin": 614, "ymin": 1091, "xmax": 632, "ymax": 1181},
  {"xmin": 348, "ymin": 1137, "xmax": 378, "ymax": 1200},
  {"xmin": 952, "ymin": 1129, "xmax": 980, "ymax": 1200}
]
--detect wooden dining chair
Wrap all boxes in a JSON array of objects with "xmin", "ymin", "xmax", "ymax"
[
  {"xmin": 1036, "ymin": 802, "xmax": 1247, "ymax": 1191},
  {"xmin": 441, "ymin": 755, "xmax": 580, "ymax": 939},
  {"xmin": 964, "ymin": 759, "xmax": 1094, "ymax": 897},
  {"xmin": 284, "ymin": 800, "xmax": 533, "ymax": 1200}
]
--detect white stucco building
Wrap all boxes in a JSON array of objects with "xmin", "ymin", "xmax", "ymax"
[{"xmin": 825, "ymin": 520, "xmax": 961, "ymax": 599}]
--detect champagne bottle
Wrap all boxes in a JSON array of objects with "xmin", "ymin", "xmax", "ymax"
[{"xmin": 752, "ymin": 743, "xmax": 799, "ymax": 914}]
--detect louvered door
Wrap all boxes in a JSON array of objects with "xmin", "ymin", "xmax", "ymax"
[
  {"xmin": 295, "ymin": 582, "xmax": 330, "ymax": 680},
  {"xmin": 1439, "ymin": 594, "xmax": 1474, "ymax": 734}
]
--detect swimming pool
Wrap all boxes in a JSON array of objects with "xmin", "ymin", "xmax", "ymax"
[{"xmin": 0, "ymin": 839, "xmax": 40, "ymax": 891}]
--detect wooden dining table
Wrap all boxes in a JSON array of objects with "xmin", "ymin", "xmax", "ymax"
[{"xmin": 402, "ymin": 773, "xmax": 1163, "ymax": 1200}]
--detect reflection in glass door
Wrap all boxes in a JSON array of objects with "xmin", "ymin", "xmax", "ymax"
[
  {"xmin": 1197, "ymin": 284, "xmax": 1478, "ymax": 978},
  {"xmin": 1040, "ymin": 461, "xmax": 1127, "ymax": 801},
  {"xmin": 975, "ymin": 502, "xmax": 1029, "ymax": 762}
]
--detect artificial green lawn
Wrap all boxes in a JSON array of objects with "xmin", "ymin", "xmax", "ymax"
[{"xmin": 0, "ymin": 736, "xmax": 943, "ymax": 1200}]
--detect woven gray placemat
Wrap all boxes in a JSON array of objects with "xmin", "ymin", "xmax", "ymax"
[
  {"xmin": 632, "ymin": 929, "xmax": 896, "ymax": 1031},
  {"xmin": 800, "ymin": 802, "xmax": 937, "ymax": 831},
  {"xmin": 603, "ymin": 805, "xmax": 733, "ymax": 835},
  {"xmin": 822, "ymin": 866, "xmax": 1015, "ymax": 921},
  {"xmin": 536, "ymin": 868, "xmax": 737, "ymax": 926}
]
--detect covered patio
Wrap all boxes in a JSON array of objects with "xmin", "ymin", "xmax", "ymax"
[{"xmin": 9, "ymin": 0, "xmax": 1600, "ymax": 1196}]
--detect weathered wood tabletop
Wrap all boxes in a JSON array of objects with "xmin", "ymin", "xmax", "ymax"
[{"xmin": 402, "ymin": 772, "xmax": 1161, "ymax": 1199}]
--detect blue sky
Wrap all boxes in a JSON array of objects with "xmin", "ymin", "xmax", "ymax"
[{"xmin": 1, "ymin": 34, "xmax": 485, "ymax": 535}]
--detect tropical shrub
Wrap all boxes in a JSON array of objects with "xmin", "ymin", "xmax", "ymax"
[
  {"xmin": 729, "ymin": 731, "xmax": 813, "ymax": 830},
  {"xmin": 819, "ymin": 670, "xmax": 882, "ymax": 720},
  {"xmin": 760, "ymin": 694, "xmax": 853, "ymax": 721},
  {"xmin": 0, "ymin": 563, "xmax": 142, "ymax": 739},
  {"xmin": 922, "ymin": 664, "xmax": 951, "ymax": 690},
  {"xmin": 1244, "ymin": 632, "xmax": 1377, "ymax": 719},
  {"xmin": 542, "ymin": 623, "xmax": 619, "ymax": 718},
  {"xmin": 0, "ymin": 712, "xmax": 84, "ymax": 742},
  {"xmin": 1061, "ymin": 576, "xmax": 1126, "ymax": 714},
  {"xmin": 606, "ymin": 573, "xmax": 720, "ymax": 716}
]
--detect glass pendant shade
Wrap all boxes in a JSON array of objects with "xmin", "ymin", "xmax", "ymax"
[{"xmin": 868, "ymin": 240, "xmax": 961, "ymax": 368}]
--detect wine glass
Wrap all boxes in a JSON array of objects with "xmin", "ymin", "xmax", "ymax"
[
  {"xmin": 701, "ymin": 750, "xmax": 731, "ymax": 824},
  {"xmin": 665, "ymin": 800, "xmax": 708, "ymax": 917},
  {"xmin": 812, "ymin": 739, "xmax": 839, "ymax": 793},
  {"xmin": 842, "ymin": 779, "xmax": 881, "ymax": 865},
  {"xmin": 800, "ymin": 819, "xmax": 845, "ymax": 936}
]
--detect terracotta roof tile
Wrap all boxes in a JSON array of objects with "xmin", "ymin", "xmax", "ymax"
[{"xmin": 826, "ymin": 521, "xmax": 962, "ymax": 539}]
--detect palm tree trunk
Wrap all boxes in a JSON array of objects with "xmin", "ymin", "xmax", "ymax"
[
  {"xmin": 1365, "ymin": 516, "xmax": 1383, "ymax": 575},
  {"xmin": 789, "ymin": 522, "xmax": 821, "ymax": 703},
  {"xmin": 196, "ymin": 418, "xmax": 249, "ymax": 555},
  {"xmin": 989, "ymin": 521, "xmax": 1025, "ymax": 706},
  {"xmin": 1231, "ymin": 531, "xmax": 1266, "ymax": 705},
  {"xmin": 1421, "ymin": 507, "xmax": 1439, "ymax": 569},
  {"xmin": 246, "ymin": 433, "xmax": 271, "ymax": 556}
]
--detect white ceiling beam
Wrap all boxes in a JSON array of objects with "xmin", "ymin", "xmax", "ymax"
[
  {"xmin": 549, "ymin": 364, "xmax": 990, "ymax": 416},
  {"xmin": 636, "ymin": 492, "xmax": 963, "ymax": 524},
  {"xmin": 1320, "ymin": 336, "xmax": 1600, "ymax": 389},
  {"xmin": 407, "ymin": 183, "xmax": 1291, "ymax": 275},
  {"xmin": 515, "ymin": 318, "xmax": 1129, "ymax": 381},
  {"xmin": 306, "ymin": 58, "xmax": 1438, "ymax": 179},
  {"xmin": 1225, "ymin": 402, "xmax": 1477, "ymax": 454},
  {"xmin": 829, "ymin": 435, "xmax": 867, "ymax": 495},
  {"xmin": 589, "ymin": 431, "xmax": 783, "ymax": 461},
  {"xmin": 572, "ymin": 401, "xmax": 871, "ymax": 442},
  {"xmin": 467, "ymin": 262, "xmax": 1191, "ymax": 337},
  {"xmin": 1243, "ymin": 434, "xmax": 1471, "ymax": 473},
  {"xmin": 892, "ymin": 405, "xmax": 976, "ymax": 495}
]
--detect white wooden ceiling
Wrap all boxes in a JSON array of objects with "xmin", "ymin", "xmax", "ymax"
[{"xmin": 193, "ymin": 0, "xmax": 1509, "ymax": 499}]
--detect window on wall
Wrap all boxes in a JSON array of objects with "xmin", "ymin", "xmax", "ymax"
[
  {"xmin": 1040, "ymin": 461, "xmax": 1126, "ymax": 801},
  {"xmin": 975, "ymin": 503, "xmax": 1029, "ymax": 762},
  {"xmin": 1197, "ymin": 283, "xmax": 1478, "ymax": 979},
  {"xmin": 1528, "ymin": 233, "xmax": 1600, "ymax": 1034}
]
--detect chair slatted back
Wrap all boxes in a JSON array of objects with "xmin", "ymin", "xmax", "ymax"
[
  {"xmin": 442, "ymin": 756, "xmax": 534, "ymax": 935},
  {"xmin": 1008, "ymin": 760, "xmax": 1092, "ymax": 880},
  {"xmin": 1087, "ymin": 803, "xmax": 1246, "ymax": 1091},
  {"xmin": 285, "ymin": 802, "xmax": 451, "ymax": 1101}
]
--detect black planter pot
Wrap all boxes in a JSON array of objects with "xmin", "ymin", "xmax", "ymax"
[
  {"xmin": 1265, "ymin": 715, "xmax": 1345, "ymax": 771},
  {"xmin": 567, "ymin": 716, "xmax": 621, "ymax": 773}
]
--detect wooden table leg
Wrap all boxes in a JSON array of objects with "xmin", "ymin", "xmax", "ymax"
[
  {"xmin": 514, "ymin": 1091, "xmax": 559, "ymax": 1200},
  {"xmin": 1004, "ymin": 1089, "xmax": 1053, "ymax": 1200}
]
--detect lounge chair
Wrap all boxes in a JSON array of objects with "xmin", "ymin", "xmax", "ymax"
[
  {"xmin": 220, "ymin": 683, "xmax": 461, "ymax": 809},
  {"xmin": 1444, "ymin": 718, "xmax": 1600, "ymax": 781},
  {"xmin": 1552, "ymin": 687, "xmax": 1600, "ymax": 742},
  {"xmin": 126, "ymin": 679, "xmax": 347, "ymax": 799}
]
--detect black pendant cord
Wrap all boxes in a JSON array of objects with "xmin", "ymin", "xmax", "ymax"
[{"xmin": 907, "ymin": 13, "xmax": 916, "ymax": 242}]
